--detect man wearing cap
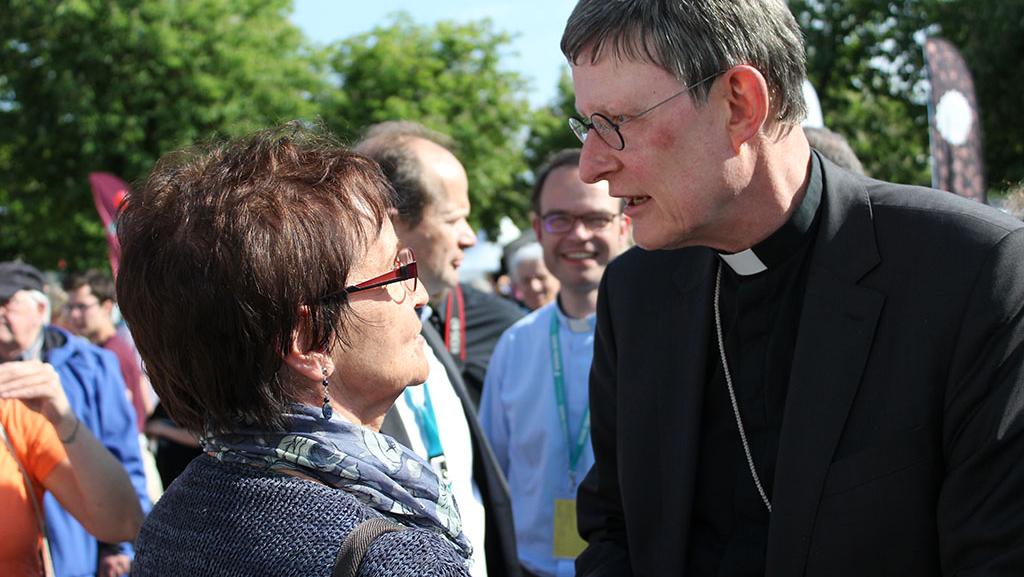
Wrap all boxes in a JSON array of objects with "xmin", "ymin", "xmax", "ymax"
[{"xmin": 1, "ymin": 262, "xmax": 150, "ymax": 577}]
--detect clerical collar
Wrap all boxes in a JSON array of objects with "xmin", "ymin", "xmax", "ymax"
[
  {"xmin": 555, "ymin": 296, "xmax": 596, "ymax": 334},
  {"xmin": 718, "ymin": 152, "xmax": 823, "ymax": 276}
]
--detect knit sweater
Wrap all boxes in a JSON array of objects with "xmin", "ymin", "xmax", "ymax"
[{"xmin": 132, "ymin": 455, "xmax": 471, "ymax": 577}]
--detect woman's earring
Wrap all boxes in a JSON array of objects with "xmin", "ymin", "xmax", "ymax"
[{"xmin": 321, "ymin": 367, "xmax": 333, "ymax": 420}]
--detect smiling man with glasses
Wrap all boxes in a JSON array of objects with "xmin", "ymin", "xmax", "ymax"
[
  {"xmin": 480, "ymin": 149, "xmax": 629, "ymax": 577},
  {"xmin": 561, "ymin": 1, "xmax": 1024, "ymax": 577}
]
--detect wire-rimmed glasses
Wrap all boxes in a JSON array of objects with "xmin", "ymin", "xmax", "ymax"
[{"xmin": 568, "ymin": 71, "xmax": 723, "ymax": 151}]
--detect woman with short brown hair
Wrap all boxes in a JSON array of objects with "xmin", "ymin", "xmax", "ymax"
[{"xmin": 119, "ymin": 125, "xmax": 470, "ymax": 576}]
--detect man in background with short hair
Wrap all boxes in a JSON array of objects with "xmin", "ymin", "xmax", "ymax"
[
  {"xmin": 358, "ymin": 121, "xmax": 523, "ymax": 405},
  {"xmin": 63, "ymin": 270, "xmax": 152, "ymax": 434}
]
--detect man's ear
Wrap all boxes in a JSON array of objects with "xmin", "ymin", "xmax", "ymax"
[
  {"xmin": 32, "ymin": 297, "xmax": 47, "ymax": 321},
  {"xmin": 531, "ymin": 212, "xmax": 543, "ymax": 240},
  {"xmin": 390, "ymin": 208, "xmax": 415, "ymax": 235},
  {"xmin": 281, "ymin": 306, "xmax": 334, "ymax": 382},
  {"xmin": 101, "ymin": 299, "xmax": 115, "ymax": 318},
  {"xmin": 721, "ymin": 65, "xmax": 770, "ymax": 153}
]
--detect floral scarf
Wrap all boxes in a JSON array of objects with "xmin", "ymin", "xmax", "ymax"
[{"xmin": 202, "ymin": 403, "xmax": 471, "ymax": 557}]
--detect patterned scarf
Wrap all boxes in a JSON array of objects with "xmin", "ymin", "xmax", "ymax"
[{"xmin": 202, "ymin": 403, "xmax": 471, "ymax": 557}]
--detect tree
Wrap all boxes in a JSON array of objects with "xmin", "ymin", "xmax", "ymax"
[
  {"xmin": 0, "ymin": 0, "xmax": 323, "ymax": 270},
  {"xmin": 320, "ymin": 14, "xmax": 532, "ymax": 233},
  {"xmin": 789, "ymin": 0, "xmax": 1024, "ymax": 192},
  {"xmin": 790, "ymin": 0, "xmax": 934, "ymax": 185},
  {"xmin": 525, "ymin": 69, "xmax": 581, "ymax": 184},
  {"xmin": 928, "ymin": 0, "xmax": 1024, "ymax": 190}
]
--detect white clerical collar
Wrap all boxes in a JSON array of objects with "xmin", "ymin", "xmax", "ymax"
[
  {"xmin": 716, "ymin": 151, "xmax": 824, "ymax": 278},
  {"xmin": 718, "ymin": 249, "xmax": 768, "ymax": 276},
  {"xmin": 554, "ymin": 299, "xmax": 596, "ymax": 333}
]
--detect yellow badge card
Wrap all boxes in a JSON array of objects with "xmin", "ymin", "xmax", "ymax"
[{"xmin": 552, "ymin": 499, "xmax": 587, "ymax": 559}]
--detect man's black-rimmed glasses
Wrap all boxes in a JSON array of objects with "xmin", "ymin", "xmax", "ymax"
[
  {"xmin": 540, "ymin": 211, "xmax": 620, "ymax": 235},
  {"xmin": 568, "ymin": 71, "xmax": 722, "ymax": 151}
]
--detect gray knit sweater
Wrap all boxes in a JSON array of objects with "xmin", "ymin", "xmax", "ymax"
[{"xmin": 132, "ymin": 455, "xmax": 471, "ymax": 576}]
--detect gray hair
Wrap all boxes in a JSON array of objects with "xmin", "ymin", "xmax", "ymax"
[
  {"xmin": 508, "ymin": 242, "xmax": 545, "ymax": 284},
  {"xmin": 26, "ymin": 289, "xmax": 52, "ymax": 325},
  {"xmin": 561, "ymin": 0, "xmax": 807, "ymax": 124},
  {"xmin": 355, "ymin": 121, "xmax": 457, "ymax": 226}
]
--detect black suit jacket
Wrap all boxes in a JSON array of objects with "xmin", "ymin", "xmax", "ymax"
[
  {"xmin": 382, "ymin": 322, "xmax": 520, "ymax": 577},
  {"xmin": 576, "ymin": 159, "xmax": 1024, "ymax": 577}
]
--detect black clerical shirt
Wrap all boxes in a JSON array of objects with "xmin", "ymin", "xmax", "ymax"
[{"xmin": 686, "ymin": 153, "xmax": 824, "ymax": 576}]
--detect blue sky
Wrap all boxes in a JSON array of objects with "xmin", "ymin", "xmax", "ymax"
[{"xmin": 290, "ymin": 0, "xmax": 576, "ymax": 108}]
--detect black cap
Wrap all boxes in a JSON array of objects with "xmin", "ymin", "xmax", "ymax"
[{"xmin": 0, "ymin": 261, "xmax": 46, "ymax": 301}]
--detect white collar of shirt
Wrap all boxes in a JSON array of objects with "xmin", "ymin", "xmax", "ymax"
[
  {"xmin": 718, "ymin": 248, "xmax": 768, "ymax": 276},
  {"xmin": 554, "ymin": 298, "xmax": 596, "ymax": 334}
]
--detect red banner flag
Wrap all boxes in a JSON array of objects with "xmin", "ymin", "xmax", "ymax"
[
  {"xmin": 924, "ymin": 37, "xmax": 986, "ymax": 203},
  {"xmin": 88, "ymin": 172, "xmax": 129, "ymax": 277}
]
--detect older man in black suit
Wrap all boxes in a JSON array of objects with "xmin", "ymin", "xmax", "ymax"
[{"xmin": 561, "ymin": 1, "xmax": 1024, "ymax": 576}]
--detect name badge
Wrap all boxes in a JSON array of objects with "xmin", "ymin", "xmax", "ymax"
[{"xmin": 552, "ymin": 498, "xmax": 587, "ymax": 559}]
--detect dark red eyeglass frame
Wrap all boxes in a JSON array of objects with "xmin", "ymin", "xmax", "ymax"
[{"xmin": 341, "ymin": 247, "xmax": 418, "ymax": 296}]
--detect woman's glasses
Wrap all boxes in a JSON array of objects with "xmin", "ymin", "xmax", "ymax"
[{"xmin": 334, "ymin": 247, "xmax": 418, "ymax": 298}]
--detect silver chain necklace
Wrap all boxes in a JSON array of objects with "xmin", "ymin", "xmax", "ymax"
[{"xmin": 713, "ymin": 262, "xmax": 773, "ymax": 513}]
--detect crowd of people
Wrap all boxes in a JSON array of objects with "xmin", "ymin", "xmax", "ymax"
[{"xmin": 3, "ymin": 0, "xmax": 1023, "ymax": 576}]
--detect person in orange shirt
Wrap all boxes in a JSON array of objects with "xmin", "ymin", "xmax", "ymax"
[{"xmin": 0, "ymin": 359, "xmax": 144, "ymax": 576}]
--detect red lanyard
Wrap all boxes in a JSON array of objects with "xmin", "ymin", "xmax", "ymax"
[{"xmin": 443, "ymin": 285, "xmax": 467, "ymax": 362}]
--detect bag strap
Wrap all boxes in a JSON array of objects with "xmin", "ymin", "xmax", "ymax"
[
  {"xmin": 332, "ymin": 517, "xmax": 406, "ymax": 577},
  {"xmin": 0, "ymin": 418, "xmax": 57, "ymax": 577}
]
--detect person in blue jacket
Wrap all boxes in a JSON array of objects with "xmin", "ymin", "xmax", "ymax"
[{"xmin": 0, "ymin": 261, "xmax": 150, "ymax": 577}]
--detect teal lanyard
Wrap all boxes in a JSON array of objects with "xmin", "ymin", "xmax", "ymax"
[
  {"xmin": 550, "ymin": 313, "xmax": 591, "ymax": 488},
  {"xmin": 403, "ymin": 382, "xmax": 443, "ymax": 460}
]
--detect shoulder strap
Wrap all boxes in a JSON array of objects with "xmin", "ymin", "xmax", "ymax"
[
  {"xmin": 332, "ymin": 517, "xmax": 406, "ymax": 577},
  {"xmin": 0, "ymin": 419, "xmax": 56, "ymax": 577}
]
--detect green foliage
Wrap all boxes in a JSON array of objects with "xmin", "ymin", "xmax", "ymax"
[
  {"xmin": 928, "ymin": 0, "xmax": 1024, "ymax": 190},
  {"xmin": 524, "ymin": 69, "xmax": 580, "ymax": 185},
  {"xmin": 790, "ymin": 0, "xmax": 1024, "ymax": 191},
  {"xmin": 3, "ymin": 1, "xmax": 1021, "ymax": 270},
  {"xmin": 0, "ymin": 0, "xmax": 322, "ymax": 270},
  {"xmin": 319, "ymin": 14, "xmax": 532, "ymax": 233},
  {"xmin": 790, "ymin": 0, "xmax": 933, "ymax": 185}
]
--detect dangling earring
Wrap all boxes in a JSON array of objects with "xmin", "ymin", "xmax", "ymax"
[{"xmin": 321, "ymin": 367, "xmax": 333, "ymax": 420}]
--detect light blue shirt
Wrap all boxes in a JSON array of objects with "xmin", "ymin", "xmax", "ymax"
[{"xmin": 480, "ymin": 300, "xmax": 595, "ymax": 577}]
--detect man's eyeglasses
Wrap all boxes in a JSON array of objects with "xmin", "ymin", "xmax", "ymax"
[
  {"xmin": 64, "ymin": 301, "xmax": 101, "ymax": 314},
  {"xmin": 332, "ymin": 247, "xmax": 418, "ymax": 298},
  {"xmin": 568, "ymin": 71, "xmax": 722, "ymax": 151},
  {"xmin": 540, "ymin": 211, "xmax": 619, "ymax": 235}
]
